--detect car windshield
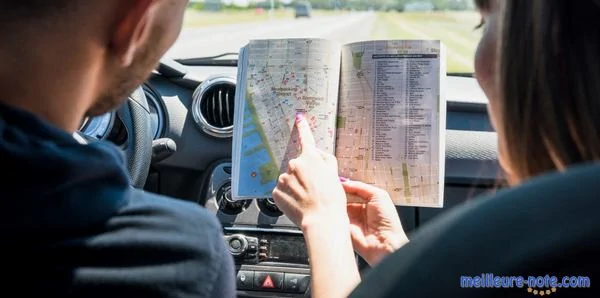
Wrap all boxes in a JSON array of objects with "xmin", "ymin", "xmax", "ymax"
[{"xmin": 165, "ymin": 0, "xmax": 481, "ymax": 74}]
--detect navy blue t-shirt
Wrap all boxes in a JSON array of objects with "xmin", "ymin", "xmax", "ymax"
[{"xmin": 0, "ymin": 103, "xmax": 235, "ymax": 298}]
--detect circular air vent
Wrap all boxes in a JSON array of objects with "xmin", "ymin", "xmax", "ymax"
[
  {"xmin": 142, "ymin": 83, "xmax": 166, "ymax": 139},
  {"xmin": 191, "ymin": 75, "xmax": 236, "ymax": 138},
  {"xmin": 79, "ymin": 112, "xmax": 115, "ymax": 140}
]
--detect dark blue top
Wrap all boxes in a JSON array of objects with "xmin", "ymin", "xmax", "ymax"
[
  {"xmin": 0, "ymin": 103, "xmax": 235, "ymax": 298},
  {"xmin": 350, "ymin": 162, "xmax": 600, "ymax": 297}
]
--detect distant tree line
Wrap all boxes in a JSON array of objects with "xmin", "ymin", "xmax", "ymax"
[
  {"xmin": 189, "ymin": 0, "xmax": 475, "ymax": 12},
  {"xmin": 289, "ymin": 0, "xmax": 475, "ymax": 11}
]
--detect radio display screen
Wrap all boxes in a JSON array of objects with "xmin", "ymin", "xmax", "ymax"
[{"xmin": 266, "ymin": 234, "xmax": 308, "ymax": 264}]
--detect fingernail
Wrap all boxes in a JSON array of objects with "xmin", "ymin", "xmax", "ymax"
[
  {"xmin": 295, "ymin": 112, "xmax": 303, "ymax": 123},
  {"xmin": 339, "ymin": 177, "xmax": 349, "ymax": 182}
]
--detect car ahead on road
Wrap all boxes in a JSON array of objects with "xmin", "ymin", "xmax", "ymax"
[{"xmin": 294, "ymin": 2, "xmax": 312, "ymax": 18}]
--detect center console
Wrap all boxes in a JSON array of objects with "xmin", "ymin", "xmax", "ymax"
[{"xmin": 204, "ymin": 162, "xmax": 311, "ymax": 297}]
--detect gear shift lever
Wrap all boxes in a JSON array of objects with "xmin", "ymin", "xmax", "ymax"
[{"xmin": 151, "ymin": 138, "xmax": 177, "ymax": 164}]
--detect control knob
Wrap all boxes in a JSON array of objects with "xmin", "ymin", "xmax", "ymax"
[
  {"xmin": 217, "ymin": 183, "xmax": 247, "ymax": 214},
  {"xmin": 264, "ymin": 197, "xmax": 280, "ymax": 212},
  {"xmin": 227, "ymin": 234, "xmax": 248, "ymax": 256}
]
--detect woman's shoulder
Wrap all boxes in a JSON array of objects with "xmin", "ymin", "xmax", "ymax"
[{"xmin": 351, "ymin": 162, "xmax": 600, "ymax": 298}]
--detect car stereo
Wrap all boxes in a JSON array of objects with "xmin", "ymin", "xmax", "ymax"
[{"xmin": 224, "ymin": 231, "xmax": 309, "ymax": 266}]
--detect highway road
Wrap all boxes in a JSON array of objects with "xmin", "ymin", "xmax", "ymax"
[{"xmin": 165, "ymin": 12, "xmax": 376, "ymax": 59}]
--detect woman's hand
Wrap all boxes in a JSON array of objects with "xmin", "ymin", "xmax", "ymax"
[
  {"xmin": 272, "ymin": 113, "xmax": 349, "ymax": 230},
  {"xmin": 272, "ymin": 113, "xmax": 361, "ymax": 298},
  {"xmin": 344, "ymin": 180, "xmax": 409, "ymax": 266}
]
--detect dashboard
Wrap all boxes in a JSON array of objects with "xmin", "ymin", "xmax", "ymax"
[{"xmin": 87, "ymin": 60, "xmax": 500, "ymax": 297}]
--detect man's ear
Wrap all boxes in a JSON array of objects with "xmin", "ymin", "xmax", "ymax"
[{"xmin": 110, "ymin": 0, "xmax": 157, "ymax": 67}]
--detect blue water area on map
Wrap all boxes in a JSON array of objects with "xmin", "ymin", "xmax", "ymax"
[
  {"xmin": 243, "ymin": 123, "xmax": 256, "ymax": 134},
  {"xmin": 242, "ymin": 131, "xmax": 262, "ymax": 151},
  {"xmin": 238, "ymin": 103, "xmax": 276, "ymax": 197}
]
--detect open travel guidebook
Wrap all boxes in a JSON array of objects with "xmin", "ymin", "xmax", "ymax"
[{"xmin": 231, "ymin": 38, "xmax": 446, "ymax": 208}]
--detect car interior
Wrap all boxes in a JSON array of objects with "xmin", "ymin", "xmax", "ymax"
[{"xmin": 77, "ymin": 54, "xmax": 500, "ymax": 297}]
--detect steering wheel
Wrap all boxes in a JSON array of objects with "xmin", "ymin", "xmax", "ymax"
[{"xmin": 75, "ymin": 86, "xmax": 153, "ymax": 188}]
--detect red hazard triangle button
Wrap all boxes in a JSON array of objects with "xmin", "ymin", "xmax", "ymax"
[{"xmin": 261, "ymin": 275, "xmax": 275, "ymax": 289}]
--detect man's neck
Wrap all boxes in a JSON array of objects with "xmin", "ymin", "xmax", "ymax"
[
  {"xmin": 0, "ymin": 48, "xmax": 99, "ymax": 133},
  {"xmin": 0, "ymin": 95, "xmax": 86, "ymax": 132}
]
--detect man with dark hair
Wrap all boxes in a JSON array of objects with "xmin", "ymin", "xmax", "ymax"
[{"xmin": 0, "ymin": 1, "xmax": 235, "ymax": 297}]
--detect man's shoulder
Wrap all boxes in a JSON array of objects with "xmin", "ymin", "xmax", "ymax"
[
  {"xmin": 40, "ymin": 190, "xmax": 235, "ymax": 298},
  {"xmin": 118, "ymin": 189, "xmax": 222, "ymax": 233},
  {"xmin": 106, "ymin": 189, "xmax": 229, "ymax": 275}
]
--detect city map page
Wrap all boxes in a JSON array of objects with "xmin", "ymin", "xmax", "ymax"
[
  {"xmin": 336, "ymin": 40, "xmax": 446, "ymax": 207},
  {"xmin": 232, "ymin": 39, "xmax": 341, "ymax": 198},
  {"xmin": 232, "ymin": 39, "xmax": 446, "ymax": 207}
]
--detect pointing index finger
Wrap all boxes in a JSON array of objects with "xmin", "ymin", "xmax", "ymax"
[{"xmin": 296, "ymin": 112, "xmax": 316, "ymax": 152}]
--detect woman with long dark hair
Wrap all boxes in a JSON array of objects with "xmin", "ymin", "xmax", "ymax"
[{"xmin": 272, "ymin": 0, "xmax": 600, "ymax": 297}]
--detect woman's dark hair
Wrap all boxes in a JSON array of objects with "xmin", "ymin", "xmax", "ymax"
[{"xmin": 497, "ymin": 0, "xmax": 600, "ymax": 184}]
